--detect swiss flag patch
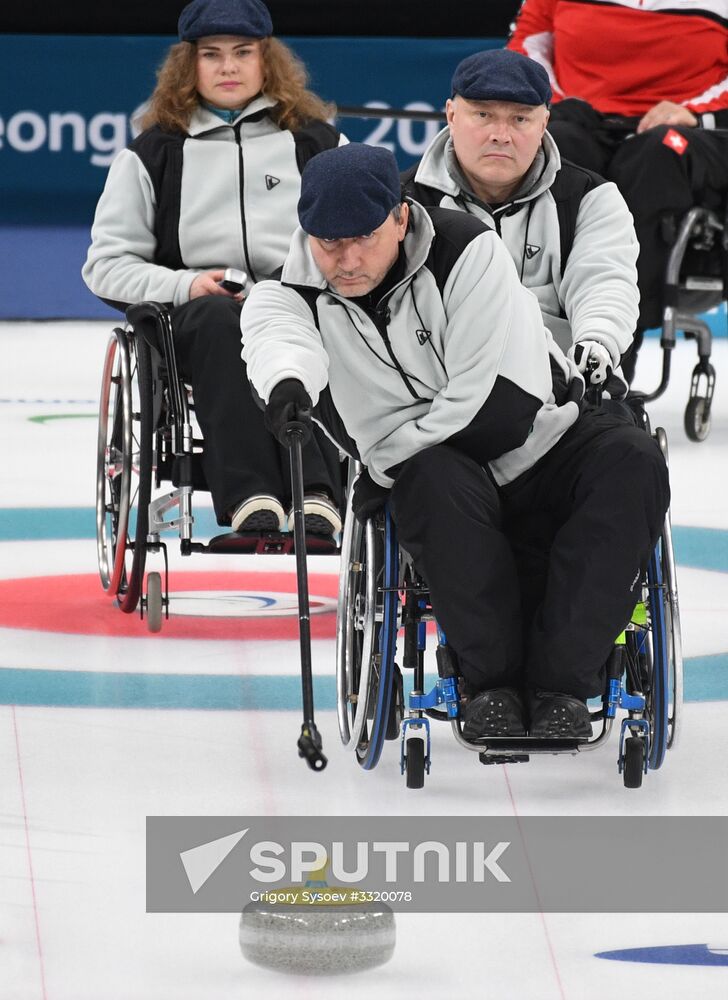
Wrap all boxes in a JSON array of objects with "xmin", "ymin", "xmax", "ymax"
[{"xmin": 662, "ymin": 129, "xmax": 689, "ymax": 155}]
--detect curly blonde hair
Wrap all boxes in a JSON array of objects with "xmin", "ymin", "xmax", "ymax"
[{"xmin": 140, "ymin": 37, "xmax": 335, "ymax": 133}]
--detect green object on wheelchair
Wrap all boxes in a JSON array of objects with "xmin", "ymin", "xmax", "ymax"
[
  {"xmin": 631, "ymin": 601, "xmax": 648, "ymax": 627},
  {"xmin": 615, "ymin": 601, "xmax": 648, "ymax": 646}
]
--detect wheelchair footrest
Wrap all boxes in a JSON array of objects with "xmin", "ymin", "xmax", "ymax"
[
  {"xmin": 203, "ymin": 531, "xmax": 338, "ymax": 555},
  {"xmin": 473, "ymin": 736, "xmax": 587, "ymax": 754},
  {"xmin": 479, "ymin": 752, "xmax": 530, "ymax": 766}
]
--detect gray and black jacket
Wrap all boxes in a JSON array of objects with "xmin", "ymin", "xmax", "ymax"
[
  {"xmin": 241, "ymin": 201, "xmax": 583, "ymax": 488},
  {"xmin": 402, "ymin": 128, "xmax": 639, "ymax": 367},
  {"xmin": 82, "ymin": 96, "xmax": 343, "ymax": 308}
]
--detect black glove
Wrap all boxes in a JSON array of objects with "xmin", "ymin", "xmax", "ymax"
[
  {"xmin": 352, "ymin": 469, "xmax": 391, "ymax": 525},
  {"xmin": 265, "ymin": 379, "xmax": 313, "ymax": 446},
  {"xmin": 570, "ymin": 340, "xmax": 628, "ymax": 401},
  {"xmin": 569, "ymin": 340, "xmax": 613, "ymax": 386}
]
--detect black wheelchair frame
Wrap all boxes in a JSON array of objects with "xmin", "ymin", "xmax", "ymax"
[{"xmin": 95, "ymin": 302, "xmax": 339, "ymax": 633}]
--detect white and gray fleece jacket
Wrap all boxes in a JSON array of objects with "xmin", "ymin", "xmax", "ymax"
[
  {"xmin": 82, "ymin": 96, "xmax": 343, "ymax": 309},
  {"xmin": 402, "ymin": 128, "xmax": 639, "ymax": 367},
  {"xmin": 241, "ymin": 202, "xmax": 584, "ymax": 489}
]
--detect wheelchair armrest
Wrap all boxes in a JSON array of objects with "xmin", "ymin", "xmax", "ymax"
[
  {"xmin": 124, "ymin": 301, "xmax": 189, "ymax": 445},
  {"xmin": 125, "ymin": 301, "xmax": 172, "ymax": 328},
  {"xmin": 665, "ymin": 206, "xmax": 726, "ymax": 290},
  {"xmin": 125, "ymin": 300, "xmax": 177, "ymax": 362}
]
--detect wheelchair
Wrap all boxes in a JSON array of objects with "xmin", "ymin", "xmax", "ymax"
[
  {"xmin": 639, "ymin": 200, "xmax": 725, "ymax": 442},
  {"xmin": 336, "ymin": 425, "xmax": 682, "ymax": 791},
  {"xmin": 95, "ymin": 301, "xmax": 339, "ymax": 632}
]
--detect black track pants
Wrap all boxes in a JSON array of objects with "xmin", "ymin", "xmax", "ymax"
[
  {"xmin": 389, "ymin": 409, "xmax": 670, "ymax": 699},
  {"xmin": 548, "ymin": 100, "xmax": 728, "ymax": 329},
  {"xmin": 608, "ymin": 126, "xmax": 728, "ymax": 329},
  {"xmin": 171, "ymin": 296, "xmax": 341, "ymax": 523}
]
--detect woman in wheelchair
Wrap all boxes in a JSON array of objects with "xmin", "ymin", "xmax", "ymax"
[
  {"xmin": 242, "ymin": 143, "xmax": 672, "ymax": 741},
  {"xmin": 83, "ymin": 0, "xmax": 344, "ymax": 536}
]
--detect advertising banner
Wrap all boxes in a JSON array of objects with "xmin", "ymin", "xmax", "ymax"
[{"xmin": 0, "ymin": 35, "xmax": 499, "ymax": 226}]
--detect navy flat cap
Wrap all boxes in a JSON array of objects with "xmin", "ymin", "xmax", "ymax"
[
  {"xmin": 178, "ymin": 0, "xmax": 273, "ymax": 41},
  {"xmin": 452, "ymin": 49, "xmax": 551, "ymax": 106},
  {"xmin": 298, "ymin": 144, "xmax": 403, "ymax": 240}
]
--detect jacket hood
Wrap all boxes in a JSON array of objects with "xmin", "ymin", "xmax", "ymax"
[
  {"xmin": 280, "ymin": 200, "xmax": 437, "ymax": 295},
  {"xmin": 415, "ymin": 125, "xmax": 562, "ymax": 210}
]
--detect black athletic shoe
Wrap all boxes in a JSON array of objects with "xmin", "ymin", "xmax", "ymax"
[
  {"xmin": 528, "ymin": 691, "xmax": 592, "ymax": 739},
  {"xmin": 231, "ymin": 495, "xmax": 286, "ymax": 533},
  {"xmin": 286, "ymin": 493, "xmax": 342, "ymax": 536},
  {"xmin": 461, "ymin": 687, "xmax": 526, "ymax": 740}
]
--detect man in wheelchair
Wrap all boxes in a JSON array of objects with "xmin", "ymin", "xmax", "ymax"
[
  {"xmin": 241, "ymin": 142, "xmax": 670, "ymax": 741},
  {"xmin": 401, "ymin": 48, "xmax": 639, "ymax": 393}
]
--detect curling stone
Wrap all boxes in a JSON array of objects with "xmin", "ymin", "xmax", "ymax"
[{"xmin": 239, "ymin": 892, "xmax": 395, "ymax": 975}]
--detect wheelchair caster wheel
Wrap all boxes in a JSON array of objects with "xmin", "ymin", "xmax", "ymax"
[
  {"xmin": 405, "ymin": 737, "xmax": 426, "ymax": 789},
  {"xmin": 623, "ymin": 735, "xmax": 646, "ymax": 788},
  {"xmin": 145, "ymin": 572, "xmax": 163, "ymax": 633},
  {"xmin": 684, "ymin": 396, "xmax": 711, "ymax": 442}
]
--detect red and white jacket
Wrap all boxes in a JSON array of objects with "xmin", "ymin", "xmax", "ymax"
[{"xmin": 508, "ymin": 1, "xmax": 728, "ymax": 126}]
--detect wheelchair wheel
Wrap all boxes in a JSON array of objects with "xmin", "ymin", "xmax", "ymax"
[
  {"xmin": 646, "ymin": 547, "xmax": 668, "ymax": 769},
  {"xmin": 684, "ymin": 396, "xmax": 710, "ymax": 442},
  {"xmin": 145, "ymin": 571, "xmax": 163, "ymax": 633},
  {"xmin": 625, "ymin": 551, "xmax": 668, "ymax": 772},
  {"xmin": 405, "ymin": 737, "xmax": 426, "ymax": 790},
  {"xmin": 654, "ymin": 430, "xmax": 683, "ymax": 753},
  {"xmin": 623, "ymin": 735, "xmax": 645, "ymax": 789},
  {"xmin": 624, "ymin": 430, "xmax": 682, "ymax": 771},
  {"xmin": 627, "ymin": 528, "xmax": 682, "ymax": 772},
  {"xmin": 335, "ymin": 504, "xmax": 399, "ymax": 770},
  {"xmin": 95, "ymin": 329, "xmax": 154, "ymax": 613}
]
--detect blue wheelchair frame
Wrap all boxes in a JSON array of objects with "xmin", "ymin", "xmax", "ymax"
[{"xmin": 337, "ymin": 447, "xmax": 681, "ymax": 788}]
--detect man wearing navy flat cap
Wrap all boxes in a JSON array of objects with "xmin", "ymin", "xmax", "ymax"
[
  {"xmin": 403, "ymin": 48, "xmax": 640, "ymax": 391},
  {"xmin": 241, "ymin": 142, "xmax": 669, "ymax": 740}
]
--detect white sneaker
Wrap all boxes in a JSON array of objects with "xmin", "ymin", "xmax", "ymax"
[
  {"xmin": 231, "ymin": 495, "xmax": 286, "ymax": 533},
  {"xmin": 287, "ymin": 493, "xmax": 342, "ymax": 536}
]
